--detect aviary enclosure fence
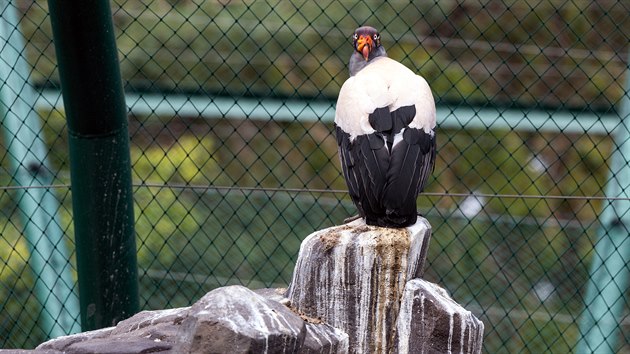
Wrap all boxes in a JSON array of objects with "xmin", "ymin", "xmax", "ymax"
[{"xmin": 0, "ymin": 0, "xmax": 629, "ymax": 352}]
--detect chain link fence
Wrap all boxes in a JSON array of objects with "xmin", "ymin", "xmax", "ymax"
[{"xmin": 1, "ymin": 0, "xmax": 629, "ymax": 352}]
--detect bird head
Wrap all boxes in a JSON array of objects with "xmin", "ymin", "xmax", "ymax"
[{"xmin": 352, "ymin": 26, "xmax": 382, "ymax": 61}]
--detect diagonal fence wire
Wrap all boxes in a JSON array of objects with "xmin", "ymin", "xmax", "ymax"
[{"xmin": 0, "ymin": 0, "xmax": 629, "ymax": 352}]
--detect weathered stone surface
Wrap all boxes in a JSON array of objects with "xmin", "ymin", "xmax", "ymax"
[
  {"xmin": 112, "ymin": 307, "xmax": 190, "ymax": 342},
  {"xmin": 254, "ymin": 287, "xmax": 290, "ymax": 305},
  {"xmin": 35, "ymin": 310, "xmax": 177, "ymax": 353},
  {"xmin": 113, "ymin": 307, "xmax": 190, "ymax": 332},
  {"xmin": 36, "ymin": 326, "xmax": 117, "ymax": 352},
  {"xmin": 302, "ymin": 322, "xmax": 349, "ymax": 354},
  {"xmin": 60, "ymin": 337, "xmax": 171, "ymax": 354},
  {"xmin": 33, "ymin": 285, "xmax": 348, "ymax": 354},
  {"xmin": 286, "ymin": 217, "xmax": 432, "ymax": 353},
  {"xmin": 395, "ymin": 279, "xmax": 484, "ymax": 354},
  {"xmin": 255, "ymin": 288, "xmax": 349, "ymax": 353},
  {"xmin": 176, "ymin": 285, "xmax": 307, "ymax": 353}
]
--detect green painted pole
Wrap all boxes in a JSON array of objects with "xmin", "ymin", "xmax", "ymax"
[
  {"xmin": 47, "ymin": 0, "xmax": 139, "ymax": 330},
  {"xmin": 577, "ymin": 51, "xmax": 630, "ymax": 353},
  {"xmin": 0, "ymin": 0, "xmax": 80, "ymax": 338}
]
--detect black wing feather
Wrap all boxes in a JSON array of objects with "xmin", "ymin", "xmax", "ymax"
[
  {"xmin": 335, "ymin": 105, "xmax": 435, "ymax": 228},
  {"xmin": 416, "ymin": 133, "xmax": 437, "ymax": 193},
  {"xmin": 382, "ymin": 128, "xmax": 436, "ymax": 226},
  {"xmin": 336, "ymin": 126, "xmax": 364, "ymax": 216},
  {"xmin": 335, "ymin": 127, "xmax": 390, "ymax": 222},
  {"xmin": 369, "ymin": 107, "xmax": 393, "ymax": 132},
  {"xmin": 356, "ymin": 134, "xmax": 388, "ymax": 220},
  {"xmin": 382, "ymin": 138, "xmax": 421, "ymax": 225}
]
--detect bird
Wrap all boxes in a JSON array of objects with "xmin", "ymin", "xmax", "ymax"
[{"xmin": 334, "ymin": 26, "xmax": 436, "ymax": 228}]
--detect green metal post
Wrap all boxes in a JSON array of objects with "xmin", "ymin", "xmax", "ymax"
[
  {"xmin": 0, "ymin": 0, "xmax": 80, "ymax": 338},
  {"xmin": 577, "ymin": 51, "xmax": 630, "ymax": 353},
  {"xmin": 47, "ymin": 0, "xmax": 139, "ymax": 330}
]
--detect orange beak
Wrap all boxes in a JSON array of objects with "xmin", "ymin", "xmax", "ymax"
[{"xmin": 356, "ymin": 35, "xmax": 373, "ymax": 61}]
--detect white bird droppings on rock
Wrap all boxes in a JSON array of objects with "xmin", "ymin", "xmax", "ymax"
[
  {"xmin": 287, "ymin": 217, "xmax": 432, "ymax": 353},
  {"xmin": 395, "ymin": 279, "xmax": 484, "ymax": 354}
]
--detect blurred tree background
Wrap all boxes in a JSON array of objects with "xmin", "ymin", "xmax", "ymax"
[{"xmin": 1, "ymin": 0, "xmax": 629, "ymax": 352}]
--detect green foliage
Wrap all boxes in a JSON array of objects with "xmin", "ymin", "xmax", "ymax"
[
  {"xmin": 132, "ymin": 134, "xmax": 218, "ymax": 184},
  {"xmin": 20, "ymin": 0, "xmax": 628, "ymax": 108}
]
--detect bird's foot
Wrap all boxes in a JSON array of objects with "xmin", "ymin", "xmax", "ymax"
[{"xmin": 343, "ymin": 215, "xmax": 362, "ymax": 224}]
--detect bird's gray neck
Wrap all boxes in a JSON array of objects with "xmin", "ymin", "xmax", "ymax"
[{"xmin": 349, "ymin": 47, "xmax": 387, "ymax": 76}]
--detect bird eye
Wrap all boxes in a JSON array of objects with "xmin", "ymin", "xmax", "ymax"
[
  {"xmin": 373, "ymin": 34, "xmax": 380, "ymax": 40},
  {"xmin": 353, "ymin": 33, "xmax": 358, "ymax": 40}
]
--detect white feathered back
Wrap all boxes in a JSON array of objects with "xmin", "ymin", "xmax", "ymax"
[{"xmin": 335, "ymin": 57, "xmax": 436, "ymax": 140}]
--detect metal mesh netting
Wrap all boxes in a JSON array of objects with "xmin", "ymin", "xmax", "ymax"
[{"xmin": 1, "ymin": 0, "xmax": 629, "ymax": 352}]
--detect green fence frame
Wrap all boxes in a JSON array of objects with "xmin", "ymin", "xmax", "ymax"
[
  {"xmin": 47, "ymin": 0, "xmax": 139, "ymax": 331},
  {"xmin": 0, "ymin": 0, "xmax": 79, "ymax": 337}
]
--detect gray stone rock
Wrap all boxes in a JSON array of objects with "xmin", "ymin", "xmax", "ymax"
[
  {"xmin": 59, "ymin": 337, "xmax": 171, "ymax": 354},
  {"xmin": 395, "ymin": 279, "xmax": 484, "ymax": 354},
  {"xmin": 176, "ymin": 285, "xmax": 306, "ymax": 353},
  {"xmin": 302, "ymin": 322, "xmax": 349, "ymax": 354},
  {"xmin": 36, "ymin": 326, "xmax": 117, "ymax": 352},
  {"xmin": 254, "ymin": 287, "xmax": 290, "ymax": 306},
  {"xmin": 286, "ymin": 218, "xmax": 432, "ymax": 353},
  {"xmin": 35, "ymin": 311, "xmax": 176, "ymax": 353},
  {"xmin": 34, "ymin": 285, "xmax": 348, "ymax": 354},
  {"xmin": 255, "ymin": 288, "xmax": 349, "ymax": 353},
  {"xmin": 112, "ymin": 307, "xmax": 190, "ymax": 343}
]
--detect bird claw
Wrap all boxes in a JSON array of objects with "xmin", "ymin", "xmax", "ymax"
[{"xmin": 343, "ymin": 215, "xmax": 362, "ymax": 224}]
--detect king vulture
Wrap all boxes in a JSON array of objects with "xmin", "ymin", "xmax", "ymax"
[{"xmin": 335, "ymin": 26, "xmax": 436, "ymax": 228}]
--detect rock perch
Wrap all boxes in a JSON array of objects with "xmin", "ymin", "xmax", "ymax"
[{"xmin": 286, "ymin": 217, "xmax": 483, "ymax": 354}]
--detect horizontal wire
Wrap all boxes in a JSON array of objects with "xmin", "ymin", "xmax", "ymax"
[
  {"xmin": 1, "ymin": 182, "xmax": 628, "ymax": 201},
  {"xmin": 134, "ymin": 182, "xmax": 346, "ymax": 194},
  {"xmin": 134, "ymin": 183, "xmax": 629, "ymax": 201},
  {"xmin": 421, "ymin": 192, "xmax": 625, "ymax": 201},
  {"xmin": 0, "ymin": 184, "xmax": 70, "ymax": 191}
]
